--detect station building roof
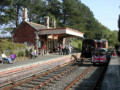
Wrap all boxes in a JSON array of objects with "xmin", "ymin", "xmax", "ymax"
[
  {"xmin": 27, "ymin": 22, "xmax": 52, "ymax": 30},
  {"xmin": 39, "ymin": 28, "xmax": 84, "ymax": 37},
  {"xmin": 24, "ymin": 21, "xmax": 84, "ymax": 38}
]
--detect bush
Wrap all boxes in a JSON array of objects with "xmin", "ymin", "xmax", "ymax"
[
  {"xmin": 17, "ymin": 51, "xmax": 24, "ymax": 57},
  {"xmin": 78, "ymin": 43, "xmax": 82, "ymax": 50},
  {"xmin": 0, "ymin": 39, "xmax": 26, "ymax": 51},
  {"xmin": 70, "ymin": 39, "xmax": 82, "ymax": 51},
  {"xmin": 0, "ymin": 39, "xmax": 27, "ymax": 56}
]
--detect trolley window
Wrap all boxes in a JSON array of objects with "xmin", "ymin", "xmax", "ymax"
[
  {"xmin": 92, "ymin": 50, "xmax": 99, "ymax": 56},
  {"xmin": 99, "ymin": 50, "xmax": 106, "ymax": 55}
]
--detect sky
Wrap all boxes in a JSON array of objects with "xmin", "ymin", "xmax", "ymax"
[{"xmin": 80, "ymin": 0, "xmax": 120, "ymax": 31}]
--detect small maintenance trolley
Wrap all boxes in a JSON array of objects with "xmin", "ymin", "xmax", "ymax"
[{"xmin": 91, "ymin": 48, "xmax": 109, "ymax": 65}]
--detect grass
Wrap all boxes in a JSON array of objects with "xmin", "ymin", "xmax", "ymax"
[
  {"xmin": 70, "ymin": 39, "xmax": 82, "ymax": 51},
  {"xmin": 0, "ymin": 38, "xmax": 26, "ymax": 55},
  {"xmin": 0, "ymin": 38, "xmax": 82, "ymax": 56}
]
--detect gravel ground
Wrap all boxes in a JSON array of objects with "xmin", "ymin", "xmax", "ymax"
[
  {"xmin": 2, "ymin": 62, "xmax": 105, "ymax": 90},
  {"xmin": 0, "ymin": 57, "xmax": 71, "ymax": 86},
  {"xmin": 12, "ymin": 63, "xmax": 80, "ymax": 90},
  {"xmin": 70, "ymin": 66, "xmax": 103, "ymax": 90},
  {"xmin": 41, "ymin": 65, "xmax": 104, "ymax": 90},
  {"xmin": 41, "ymin": 63, "xmax": 92, "ymax": 90}
]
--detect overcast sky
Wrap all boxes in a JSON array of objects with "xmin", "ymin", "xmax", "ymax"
[{"xmin": 81, "ymin": 0, "xmax": 120, "ymax": 31}]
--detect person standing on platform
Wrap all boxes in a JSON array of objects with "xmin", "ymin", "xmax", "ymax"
[
  {"xmin": 70, "ymin": 44, "xmax": 73, "ymax": 53},
  {"xmin": 1, "ymin": 52, "xmax": 13, "ymax": 64},
  {"xmin": 62, "ymin": 45, "xmax": 65, "ymax": 55},
  {"xmin": 59, "ymin": 44, "xmax": 62, "ymax": 55},
  {"xmin": 65, "ymin": 45, "xmax": 69, "ymax": 55},
  {"xmin": 42, "ymin": 45, "xmax": 45, "ymax": 55},
  {"xmin": 68, "ymin": 45, "xmax": 72, "ymax": 54}
]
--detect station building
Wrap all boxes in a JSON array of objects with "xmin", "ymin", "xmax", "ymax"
[{"xmin": 12, "ymin": 8, "xmax": 84, "ymax": 54}]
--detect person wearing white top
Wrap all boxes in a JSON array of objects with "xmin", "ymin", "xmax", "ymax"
[
  {"xmin": 31, "ymin": 50, "xmax": 37, "ymax": 58},
  {"xmin": 1, "ymin": 52, "xmax": 13, "ymax": 63},
  {"xmin": 68, "ymin": 45, "xmax": 72, "ymax": 54}
]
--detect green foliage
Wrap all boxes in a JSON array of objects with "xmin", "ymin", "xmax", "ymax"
[
  {"xmin": 108, "ymin": 30, "xmax": 120, "ymax": 46},
  {"xmin": 0, "ymin": 0, "xmax": 119, "ymax": 47},
  {"xmin": 118, "ymin": 15, "xmax": 120, "ymax": 42},
  {"xmin": 0, "ymin": 0, "xmax": 16, "ymax": 24},
  {"xmin": 17, "ymin": 50, "xmax": 24, "ymax": 57},
  {"xmin": 118, "ymin": 15, "xmax": 120, "ymax": 29},
  {"xmin": 70, "ymin": 39, "xmax": 82, "ymax": 50},
  {"xmin": 0, "ymin": 39, "xmax": 26, "ymax": 54}
]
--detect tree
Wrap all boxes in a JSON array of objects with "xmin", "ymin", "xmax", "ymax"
[
  {"xmin": 0, "ymin": 0, "xmax": 115, "ymax": 46},
  {"xmin": 61, "ymin": 0, "xmax": 78, "ymax": 27},
  {"xmin": 0, "ymin": 0, "xmax": 25, "ymax": 27},
  {"xmin": 109, "ymin": 31, "xmax": 119, "ymax": 46},
  {"xmin": 46, "ymin": 0, "xmax": 62, "ymax": 27},
  {"xmin": 0, "ymin": 0, "xmax": 14, "ymax": 24},
  {"xmin": 26, "ymin": 0, "xmax": 47, "ymax": 24},
  {"xmin": 47, "ymin": 0, "xmax": 61, "ymax": 19},
  {"xmin": 118, "ymin": 15, "xmax": 120, "ymax": 41}
]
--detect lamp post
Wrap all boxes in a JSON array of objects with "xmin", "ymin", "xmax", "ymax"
[{"xmin": 34, "ymin": 30, "xmax": 39, "ymax": 56}]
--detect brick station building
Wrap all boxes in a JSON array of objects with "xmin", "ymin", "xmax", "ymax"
[{"xmin": 12, "ymin": 8, "xmax": 84, "ymax": 55}]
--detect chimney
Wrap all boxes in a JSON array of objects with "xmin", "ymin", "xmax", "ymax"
[
  {"xmin": 45, "ymin": 16, "xmax": 49, "ymax": 29},
  {"xmin": 23, "ymin": 8, "xmax": 28, "ymax": 22},
  {"xmin": 52, "ymin": 19, "xmax": 56, "ymax": 28}
]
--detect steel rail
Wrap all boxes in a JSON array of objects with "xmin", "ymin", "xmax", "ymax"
[
  {"xmin": 0, "ymin": 61, "xmax": 55, "ymax": 87},
  {"xmin": 0, "ymin": 66, "xmax": 36, "ymax": 87},
  {"xmin": 2, "ymin": 61, "xmax": 74, "ymax": 90},
  {"xmin": 0, "ymin": 57, "xmax": 71, "ymax": 77},
  {"xmin": 92, "ymin": 66, "xmax": 106, "ymax": 90},
  {"xmin": 0, "ymin": 63, "xmax": 41, "ymax": 77},
  {"xmin": 64, "ymin": 65, "xmax": 93, "ymax": 90},
  {"xmin": 0, "ymin": 59, "xmax": 64, "ymax": 78},
  {"xmin": 32, "ymin": 65, "xmax": 78, "ymax": 90}
]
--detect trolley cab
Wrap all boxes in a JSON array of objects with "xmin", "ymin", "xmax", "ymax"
[{"xmin": 91, "ymin": 48, "xmax": 108, "ymax": 65}]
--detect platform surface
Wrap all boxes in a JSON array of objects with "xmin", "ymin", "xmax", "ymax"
[
  {"xmin": 0, "ymin": 54, "xmax": 69, "ymax": 72},
  {"xmin": 101, "ymin": 55, "xmax": 120, "ymax": 90}
]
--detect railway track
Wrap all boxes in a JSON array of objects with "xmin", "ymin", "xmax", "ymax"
[
  {"xmin": 65, "ymin": 65, "xmax": 107, "ymax": 90},
  {"xmin": 0, "ymin": 57, "xmax": 75, "ymax": 87},
  {"xmin": 1, "ymin": 58, "xmax": 107, "ymax": 90},
  {"xmin": 1, "ymin": 62, "xmax": 80, "ymax": 90}
]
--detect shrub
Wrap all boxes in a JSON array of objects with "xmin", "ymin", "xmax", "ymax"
[{"xmin": 17, "ymin": 50, "xmax": 24, "ymax": 57}]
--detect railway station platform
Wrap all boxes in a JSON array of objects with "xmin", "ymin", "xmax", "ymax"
[
  {"xmin": 101, "ymin": 55, "xmax": 120, "ymax": 90},
  {"xmin": 0, "ymin": 53, "xmax": 81, "ymax": 74},
  {"xmin": 1, "ymin": 52, "xmax": 119, "ymax": 90},
  {"xmin": 0, "ymin": 53, "xmax": 81, "ymax": 86}
]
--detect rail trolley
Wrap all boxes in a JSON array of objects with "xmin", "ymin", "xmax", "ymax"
[
  {"xmin": 91, "ymin": 48, "xmax": 109, "ymax": 65},
  {"xmin": 81, "ymin": 39, "xmax": 108, "ymax": 58}
]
